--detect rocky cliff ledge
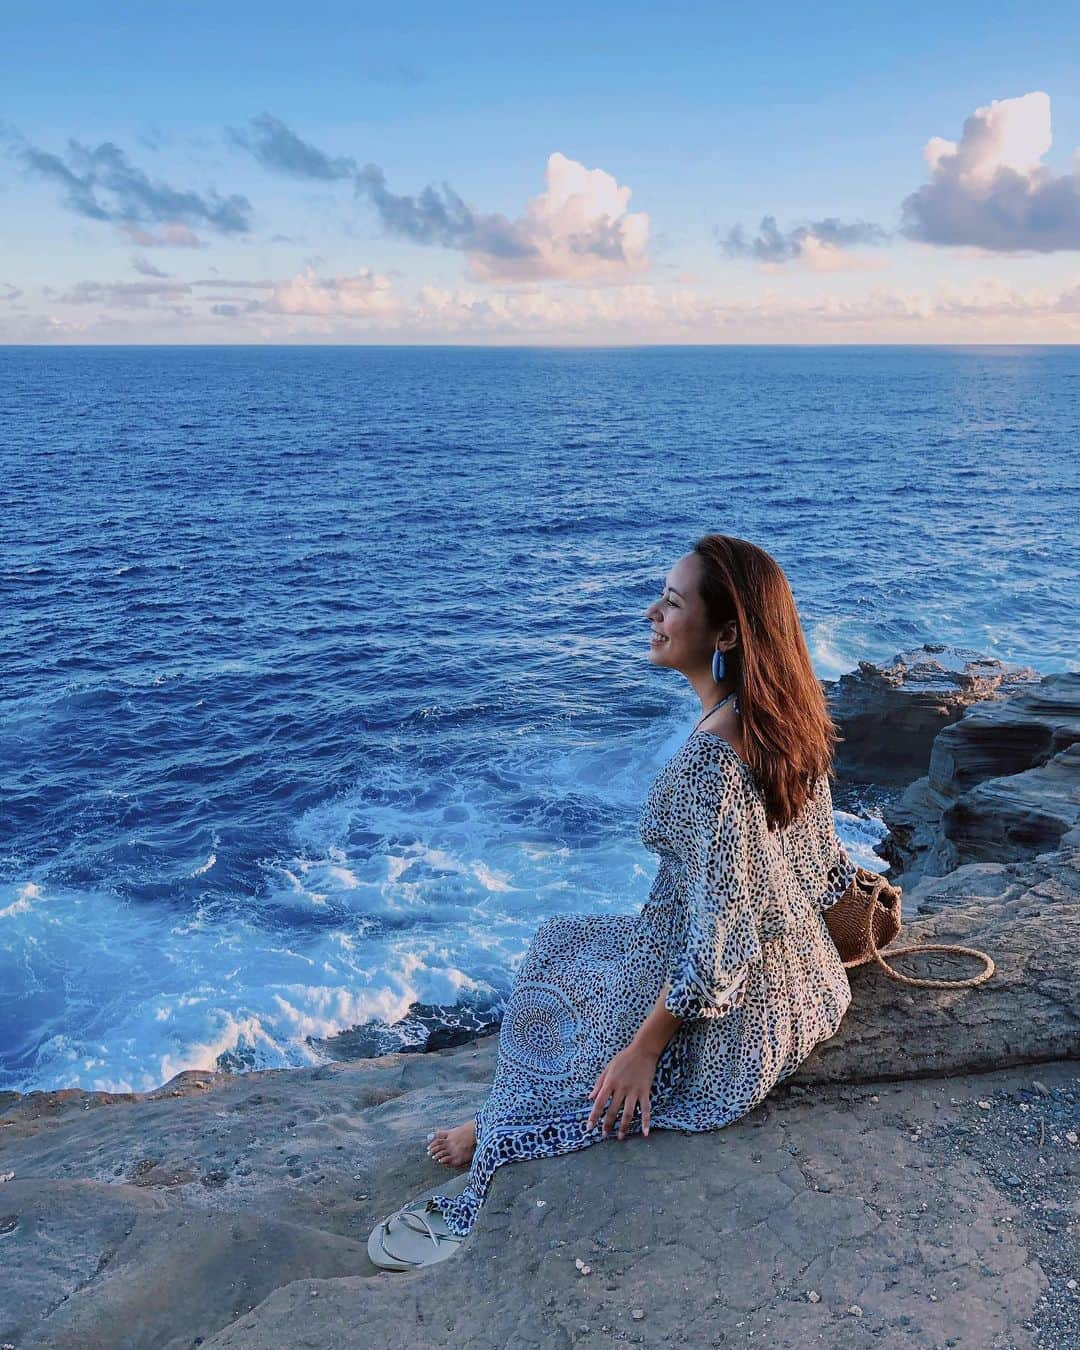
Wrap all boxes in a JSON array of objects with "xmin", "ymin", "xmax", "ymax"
[{"xmin": 2, "ymin": 665, "xmax": 1077, "ymax": 1350}]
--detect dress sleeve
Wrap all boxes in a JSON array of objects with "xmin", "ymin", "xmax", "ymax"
[
  {"xmin": 821, "ymin": 842, "xmax": 858, "ymax": 910},
  {"xmin": 664, "ymin": 744, "xmax": 763, "ymax": 1022}
]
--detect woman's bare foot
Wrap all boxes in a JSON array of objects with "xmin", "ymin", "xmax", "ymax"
[{"xmin": 426, "ymin": 1119, "xmax": 477, "ymax": 1168}]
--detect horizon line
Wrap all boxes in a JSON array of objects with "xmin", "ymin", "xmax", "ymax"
[{"xmin": 1, "ymin": 341, "xmax": 1075, "ymax": 351}]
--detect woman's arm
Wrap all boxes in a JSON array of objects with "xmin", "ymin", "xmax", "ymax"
[
  {"xmin": 583, "ymin": 983, "xmax": 683, "ymax": 1141},
  {"xmin": 631, "ymin": 980, "xmax": 682, "ymax": 1058}
]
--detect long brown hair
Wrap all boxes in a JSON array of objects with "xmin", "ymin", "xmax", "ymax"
[{"xmin": 692, "ymin": 534, "xmax": 842, "ymax": 831}]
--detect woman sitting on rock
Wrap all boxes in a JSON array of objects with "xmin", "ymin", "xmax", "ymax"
[{"xmin": 369, "ymin": 534, "xmax": 858, "ymax": 1269}]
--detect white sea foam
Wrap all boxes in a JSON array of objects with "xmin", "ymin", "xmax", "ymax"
[
  {"xmin": 807, "ymin": 618, "xmax": 861, "ymax": 681},
  {"xmin": 0, "ymin": 715, "xmax": 880, "ymax": 1096},
  {"xmin": 0, "ymin": 873, "xmax": 514, "ymax": 1095},
  {"xmin": 834, "ymin": 806, "xmax": 891, "ymax": 872},
  {"xmin": 0, "ymin": 882, "xmax": 42, "ymax": 919}
]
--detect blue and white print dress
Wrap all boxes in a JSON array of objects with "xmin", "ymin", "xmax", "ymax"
[{"xmin": 429, "ymin": 730, "xmax": 858, "ymax": 1237}]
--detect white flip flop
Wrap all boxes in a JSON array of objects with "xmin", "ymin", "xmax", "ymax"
[{"xmin": 367, "ymin": 1177, "xmax": 471, "ymax": 1271}]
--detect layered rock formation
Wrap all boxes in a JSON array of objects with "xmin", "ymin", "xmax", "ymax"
[
  {"xmin": 2, "ymin": 664, "xmax": 1077, "ymax": 1349},
  {"xmin": 822, "ymin": 644, "xmax": 1043, "ymax": 789},
  {"xmin": 878, "ymin": 672, "xmax": 1079, "ymax": 892}
]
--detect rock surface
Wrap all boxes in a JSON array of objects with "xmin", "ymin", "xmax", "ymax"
[
  {"xmin": 798, "ymin": 846, "xmax": 1079, "ymax": 1085},
  {"xmin": 204, "ymin": 1061, "xmax": 1079, "ymax": 1350},
  {"xmin": 2, "ymin": 1047, "xmax": 1078, "ymax": 1348},
  {"xmin": 2, "ymin": 844, "xmax": 1076, "ymax": 1349},
  {"xmin": 2, "ymin": 668, "xmax": 1078, "ymax": 1349}
]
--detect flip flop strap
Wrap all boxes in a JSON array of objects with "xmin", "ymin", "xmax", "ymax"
[
  {"xmin": 396, "ymin": 1206, "xmax": 444, "ymax": 1245},
  {"xmin": 413, "ymin": 1203, "xmax": 464, "ymax": 1245},
  {"xmin": 378, "ymin": 1209, "xmax": 439, "ymax": 1268},
  {"xmin": 378, "ymin": 1200, "xmax": 464, "ymax": 1268}
]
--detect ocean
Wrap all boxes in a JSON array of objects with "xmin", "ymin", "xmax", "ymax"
[{"xmin": 1, "ymin": 344, "xmax": 1077, "ymax": 1095}]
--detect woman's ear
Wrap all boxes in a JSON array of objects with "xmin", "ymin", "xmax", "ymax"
[{"xmin": 716, "ymin": 618, "xmax": 738, "ymax": 649}]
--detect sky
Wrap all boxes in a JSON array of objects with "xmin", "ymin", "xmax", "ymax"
[{"xmin": 3, "ymin": 1, "xmax": 1080, "ymax": 344}]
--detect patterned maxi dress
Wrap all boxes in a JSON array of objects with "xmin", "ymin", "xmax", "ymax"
[{"xmin": 429, "ymin": 729, "xmax": 858, "ymax": 1237}]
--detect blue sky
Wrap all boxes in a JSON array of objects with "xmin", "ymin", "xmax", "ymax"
[{"xmin": 3, "ymin": 1, "xmax": 1079, "ymax": 342}]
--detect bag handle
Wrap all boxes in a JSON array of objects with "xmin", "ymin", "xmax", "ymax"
[{"xmin": 867, "ymin": 924, "xmax": 996, "ymax": 990}]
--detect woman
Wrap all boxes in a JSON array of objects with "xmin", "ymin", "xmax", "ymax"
[{"xmin": 368, "ymin": 535, "xmax": 857, "ymax": 1268}]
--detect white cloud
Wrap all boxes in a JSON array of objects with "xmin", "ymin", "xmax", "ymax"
[
  {"xmin": 902, "ymin": 91, "xmax": 1080, "ymax": 252},
  {"xmin": 466, "ymin": 152, "xmax": 650, "ymax": 283},
  {"xmin": 760, "ymin": 236, "xmax": 888, "ymax": 274},
  {"xmin": 264, "ymin": 265, "xmax": 400, "ymax": 317}
]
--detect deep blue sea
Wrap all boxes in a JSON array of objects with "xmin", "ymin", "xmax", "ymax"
[{"xmin": 2, "ymin": 345, "xmax": 1077, "ymax": 1095}]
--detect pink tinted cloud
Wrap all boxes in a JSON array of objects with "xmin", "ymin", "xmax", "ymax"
[{"xmin": 466, "ymin": 153, "xmax": 650, "ymax": 284}]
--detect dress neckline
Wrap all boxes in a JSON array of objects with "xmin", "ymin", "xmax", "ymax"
[{"xmin": 689, "ymin": 728, "xmax": 754, "ymax": 774}]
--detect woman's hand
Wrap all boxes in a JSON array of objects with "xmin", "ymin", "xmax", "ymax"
[{"xmin": 584, "ymin": 1042, "xmax": 660, "ymax": 1140}]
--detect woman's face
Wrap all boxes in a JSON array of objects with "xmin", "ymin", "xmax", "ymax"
[{"xmin": 643, "ymin": 553, "xmax": 711, "ymax": 672}]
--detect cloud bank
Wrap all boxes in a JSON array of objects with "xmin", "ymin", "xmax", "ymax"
[
  {"xmin": 902, "ymin": 91, "xmax": 1080, "ymax": 252},
  {"xmin": 44, "ymin": 251, "xmax": 1080, "ymax": 330},
  {"xmin": 229, "ymin": 115, "xmax": 649, "ymax": 282},
  {"xmin": 9, "ymin": 257, "xmax": 1080, "ymax": 344}
]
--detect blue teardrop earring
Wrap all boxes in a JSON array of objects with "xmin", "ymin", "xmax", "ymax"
[{"xmin": 712, "ymin": 648, "xmax": 726, "ymax": 683}]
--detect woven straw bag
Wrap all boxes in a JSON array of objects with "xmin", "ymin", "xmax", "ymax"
[{"xmin": 824, "ymin": 865, "xmax": 995, "ymax": 989}]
